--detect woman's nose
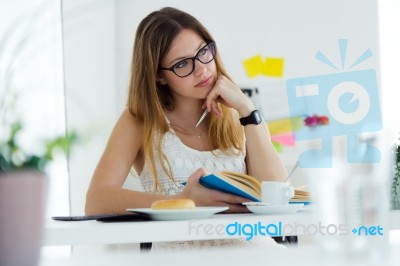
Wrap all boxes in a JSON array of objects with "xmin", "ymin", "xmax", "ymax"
[{"xmin": 193, "ymin": 59, "xmax": 207, "ymax": 77}]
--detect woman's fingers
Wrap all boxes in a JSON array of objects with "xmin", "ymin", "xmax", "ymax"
[
  {"xmin": 211, "ymin": 100, "xmax": 221, "ymax": 117},
  {"xmin": 221, "ymin": 203, "xmax": 249, "ymax": 213},
  {"xmin": 187, "ymin": 167, "xmax": 208, "ymax": 183},
  {"xmin": 208, "ymin": 189, "xmax": 250, "ymax": 210},
  {"xmin": 205, "ymin": 75, "xmax": 252, "ymax": 115},
  {"xmin": 183, "ymin": 168, "xmax": 252, "ymax": 213},
  {"xmin": 205, "ymin": 87, "xmax": 220, "ymax": 112}
]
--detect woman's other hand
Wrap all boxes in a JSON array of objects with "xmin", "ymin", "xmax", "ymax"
[{"xmin": 179, "ymin": 167, "xmax": 249, "ymax": 213}]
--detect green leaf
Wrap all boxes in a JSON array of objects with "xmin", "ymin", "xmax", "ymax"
[{"xmin": 1, "ymin": 119, "xmax": 78, "ymax": 172}]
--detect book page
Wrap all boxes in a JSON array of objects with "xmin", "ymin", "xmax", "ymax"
[
  {"xmin": 222, "ymin": 175, "xmax": 261, "ymax": 194},
  {"xmin": 213, "ymin": 173, "xmax": 261, "ymax": 200},
  {"xmin": 219, "ymin": 171, "xmax": 261, "ymax": 192}
]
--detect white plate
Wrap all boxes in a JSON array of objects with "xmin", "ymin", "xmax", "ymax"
[
  {"xmin": 126, "ymin": 207, "xmax": 228, "ymax": 221},
  {"xmin": 242, "ymin": 202, "xmax": 304, "ymax": 215}
]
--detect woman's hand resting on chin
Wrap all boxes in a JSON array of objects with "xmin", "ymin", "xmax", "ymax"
[{"xmin": 204, "ymin": 76, "xmax": 254, "ymax": 118}]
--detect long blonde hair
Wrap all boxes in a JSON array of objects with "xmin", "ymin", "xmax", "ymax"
[{"xmin": 127, "ymin": 7, "xmax": 244, "ymax": 192}]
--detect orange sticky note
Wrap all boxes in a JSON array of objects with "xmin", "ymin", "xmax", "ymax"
[
  {"xmin": 262, "ymin": 57, "xmax": 284, "ymax": 77},
  {"xmin": 243, "ymin": 55, "xmax": 264, "ymax": 78}
]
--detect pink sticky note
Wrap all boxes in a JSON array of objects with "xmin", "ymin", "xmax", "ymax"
[{"xmin": 271, "ymin": 133, "xmax": 295, "ymax": 146}]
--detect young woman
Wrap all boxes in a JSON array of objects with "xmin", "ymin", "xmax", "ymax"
[{"xmin": 85, "ymin": 7, "xmax": 287, "ymax": 250}]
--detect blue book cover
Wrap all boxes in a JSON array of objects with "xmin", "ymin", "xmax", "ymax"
[{"xmin": 199, "ymin": 173, "xmax": 261, "ymax": 202}]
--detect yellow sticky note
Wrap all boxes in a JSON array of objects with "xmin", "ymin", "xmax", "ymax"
[
  {"xmin": 243, "ymin": 55, "xmax": 264, "ymax": 78},
  {"xmin": 262, "ymin": 57, "xmax": 284, "ymax": 77},
  {"xmin": 267, "ymin": 116, "xmax": 303, "ymax": 135},
  {"xmin": 268, "ymin": 119, "xmax": 292, "ymax": 135}
]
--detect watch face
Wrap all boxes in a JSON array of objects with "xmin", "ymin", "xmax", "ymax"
[{"xmin": 254, "ymin": 110, "xmax": 262, "ymax": 123}]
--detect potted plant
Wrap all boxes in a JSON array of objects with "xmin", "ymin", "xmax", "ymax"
[
  {"xmin": 0, "ymin": 120, "xmax": 76, "ymax": 266},
  {"xmin": 0, "ymin": 3, "xmax": 78, "ymax": 265}
]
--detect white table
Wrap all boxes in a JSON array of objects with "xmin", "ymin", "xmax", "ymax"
[
  {"xmin": 40, "ymin": 244, "xmax": 400, "ymax": 266},
  {"xmin": 44, "ymin": 212, "xmax": 313, "ymax": 246},
  {"xmin": 44, "ymin": 210, "xmax": 400, "ymax": 246}
]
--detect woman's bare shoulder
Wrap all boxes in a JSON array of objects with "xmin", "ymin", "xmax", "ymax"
[
  {"xmin": 111, "ymin": 108, "xmax": 144, "ymax": 142},
  {"xmin": 118, "ymin": 108, "xmax": 142, "ymax": 128}
]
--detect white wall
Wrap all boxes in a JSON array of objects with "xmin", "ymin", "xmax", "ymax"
[
  {"xmin": 63, "ymin": 0, "xmax": 384, "ymax": 214},
  {"xmin": 115, "ymin": 0, "xmax": 380, "ymax": 119},
  {"xmin": 62, "ymin": 0, "xmax": 117, "ymax": 214},
  {"xmin": 378, "ymin": 0, "xmax": 400, "ymax": 142}
]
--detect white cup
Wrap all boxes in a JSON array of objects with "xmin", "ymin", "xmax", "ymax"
[{"xmin": 261, "ymin": 182, "xmax": 294, "ymax": 205}]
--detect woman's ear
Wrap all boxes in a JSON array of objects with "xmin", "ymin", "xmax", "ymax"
[
  {"xmin": 156, "ymin": 74, "xmax": 167, "ymax": 85},
  {"xmin": 158, "ymin": 79, "xmax": 167, "ymax": 85}
]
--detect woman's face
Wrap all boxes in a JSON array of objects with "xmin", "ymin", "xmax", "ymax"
[{"xmin": 159, "ymin": 29, "xmax": 217, "ymax": 102}]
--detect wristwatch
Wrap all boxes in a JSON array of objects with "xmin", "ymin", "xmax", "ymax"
[{"xmin": 239, "ymin": 110, "xmax": 262, "ymax": 126}]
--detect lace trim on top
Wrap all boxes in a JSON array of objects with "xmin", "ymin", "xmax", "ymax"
[{"xmin": 138, "ymin": 129, "xmax": 246, "ymax": 195}]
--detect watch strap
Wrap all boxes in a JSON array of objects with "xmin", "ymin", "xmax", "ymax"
[{"xmin": 239, "ymin": 110, "xmax": 262, "ymax": 126}]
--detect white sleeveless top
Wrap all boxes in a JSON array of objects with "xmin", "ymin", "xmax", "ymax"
[
  {"xmin": 138, "ymin": 129, "xmax": 246, "ymax": 194},
  {"xmin": 137, "ymin": 128, "xmax": 281, "ymax": 251}
]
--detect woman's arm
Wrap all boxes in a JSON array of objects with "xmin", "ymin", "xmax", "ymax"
[
  {"xmin": 85, "ymin": 108, "xmax": 177, "ymax": 215},
  {"xmin": 204, "ymin": 76, "xmax": 288, "ymax": 182},
  {"xmin": 85, "ymin": 108, "xmax": 249, "ymax": 215},
  {"xmin": 241, "ymin": 110, "xmax": 288, "ymax": 182}
]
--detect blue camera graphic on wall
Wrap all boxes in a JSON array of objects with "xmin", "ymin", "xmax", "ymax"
[{"xmin": 286, "ymin": 39, "xmax": 382, "ymax": 168}]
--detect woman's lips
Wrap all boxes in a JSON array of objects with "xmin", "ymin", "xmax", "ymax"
[{"xmin": 195, "ymin": 76, "xmax": 213, "ymax": 88}]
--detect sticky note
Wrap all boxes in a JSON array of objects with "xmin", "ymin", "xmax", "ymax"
[
  {"xmin": 272, "ymin": 141, "xmax": 283, "ymax": 152},
  {"xmin": 243, "ymin": 55, "xmax": 264, "ymax": 78},
  {"xmin": 271, "ymin": 133, "xmax": 295, "ymax": 146},
  {"xmin": 243, "ymin": 55, "xmax": 285, "ymax": 78},
  {"xmin": 267, "ymin": 117, "xmax": 303, "ymax": 135},
  {"xmin": 262, "ymin": 57, "xmax": 284, "ymax": 77}
]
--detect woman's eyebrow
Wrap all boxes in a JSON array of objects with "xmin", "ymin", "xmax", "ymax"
[{"xmin": 167, "ymin": 42, "xmax": 207, "ymax": 66}]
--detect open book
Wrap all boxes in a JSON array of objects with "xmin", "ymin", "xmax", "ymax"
[{"xmin": 199, "ymin": 171, "xmax": 310, "ymax": 203}]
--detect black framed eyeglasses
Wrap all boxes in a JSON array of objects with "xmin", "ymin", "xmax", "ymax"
[{"xmin": 160, "ymin": 41, "xmax": 216, "ymax": 78}]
